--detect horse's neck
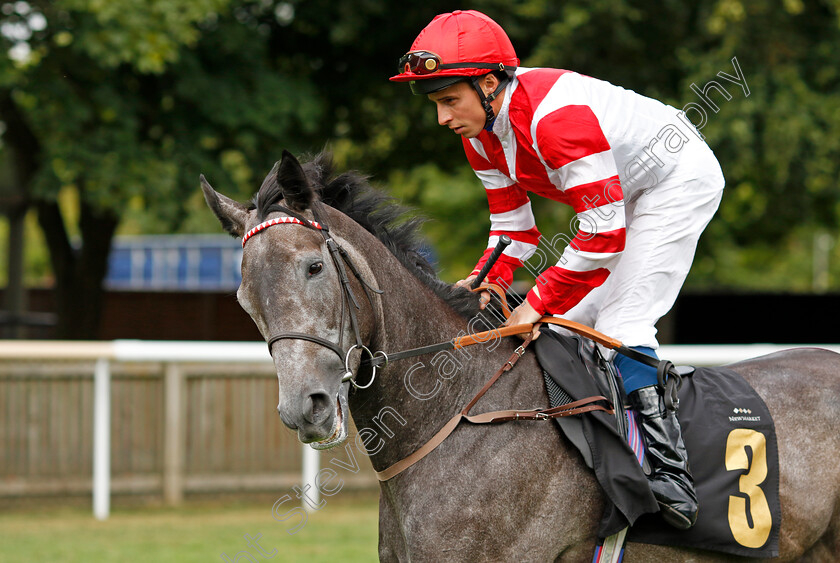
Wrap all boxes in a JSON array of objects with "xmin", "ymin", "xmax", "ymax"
[{"xmin": 342, "ymin": 227, "xmax": 527, "ymax": 473}]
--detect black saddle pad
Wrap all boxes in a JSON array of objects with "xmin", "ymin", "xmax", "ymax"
[
  {"xmin": 628, "ymin": 365, "xmax": 781, "ymax": 558},
  {"xmin": 536, "ymin": 329, "xmax": 781, "ymax": 558}
]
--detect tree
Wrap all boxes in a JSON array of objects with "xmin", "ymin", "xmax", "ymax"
[
  {"xmin": 384, "ymin": 0, "xmax": 840, "ymax": 290},
  {"xmin": 2, "ymin": 0, "xmax": 839, "ymax": 340},
  {"xmin": 0, "ymin": 0, "xmax": 326, "ymax": 337}
]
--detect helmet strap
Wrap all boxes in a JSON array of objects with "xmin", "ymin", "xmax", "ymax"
[{"xmin": 471, "ymin": 74, "xmax": 510, "ymax": 130}]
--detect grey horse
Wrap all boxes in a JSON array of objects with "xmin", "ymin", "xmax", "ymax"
[{"xmin": 202, "ymin": 151, "xmax": 840, "ymax": 561}]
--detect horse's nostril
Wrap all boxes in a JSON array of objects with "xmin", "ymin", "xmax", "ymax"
[{"xmin": 303, "ymin": 392, "xmax": 332, "ymax": 425}]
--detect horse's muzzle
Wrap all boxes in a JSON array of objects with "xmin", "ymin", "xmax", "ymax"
[{"xmin": 278, "ymin": 381, "xmax": 350, "ymax": 449}]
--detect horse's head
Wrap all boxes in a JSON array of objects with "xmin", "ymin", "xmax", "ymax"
[{"xmin": 201, "ymin": 151, "xmax": 378, "ymax": 449}]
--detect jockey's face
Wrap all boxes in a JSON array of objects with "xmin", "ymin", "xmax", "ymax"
[{"xmin": 428, "ymin": 74, "xmax": 502, "ymax": 139}]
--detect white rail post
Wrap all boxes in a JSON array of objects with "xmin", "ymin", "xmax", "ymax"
[
  {"xmin": 93, "ymin": 358, "xmax": 111, "ymax": 520},
  {"xmin": 302, "ymin": 444, "xmax": 320, "ymax": 512},
  {"xmin": 163, "ymin": 363, "xmax": 185, "ymax": 506}
]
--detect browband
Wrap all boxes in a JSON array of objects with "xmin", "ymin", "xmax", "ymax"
[{"xmin": 242, "ymin": 216, "xmax": 323, "ymax": 247}]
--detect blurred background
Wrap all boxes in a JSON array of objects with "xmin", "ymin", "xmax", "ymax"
[{"xmin": 0, "ymin": 0, "xmax": 838, "ymax": 561}]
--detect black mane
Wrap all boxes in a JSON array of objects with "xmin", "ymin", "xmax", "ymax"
[{"xmin": 251, "ymin": 152, "xmax": 482, "ymax": 319}]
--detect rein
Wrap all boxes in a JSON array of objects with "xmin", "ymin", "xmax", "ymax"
[
  {"xmin": 367, "ymin": 284, "xmax": 681, "ymax": 481},
  {"xmin": 362, "ymin": 283, "xmax": 662, "ymax": 372},
  {"xmin": 245, "ymin": 212, "xmax": 677, "ymax": 481},
  {"xmin": 374, "ymin": 332, "xmax": 613, "ymax": 481}
]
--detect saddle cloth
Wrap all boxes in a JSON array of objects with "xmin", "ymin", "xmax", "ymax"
[{"xmin": 536, "ymin": 328, "xmax": 781, "ymax": 558}]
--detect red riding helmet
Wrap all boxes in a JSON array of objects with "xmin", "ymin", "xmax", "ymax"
[{"xmin": 390, "ymin": 10, "xmax": 519, "ymax": 97}]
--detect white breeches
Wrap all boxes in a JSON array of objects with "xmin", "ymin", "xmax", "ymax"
[{"xmin": 559, "ymin": 143, "xmax": 725, "ymax": 350}]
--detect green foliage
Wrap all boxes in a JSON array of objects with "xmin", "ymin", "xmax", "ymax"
[
  {"xmin": 1, "ymin": 0, "xmax": 327, "ymax": 235},
  {"xmin": 385, "ymin": 163, "xmax": 489, "ymax": 281},
  {"xmin": 60, "ymin": 0, "xmax": 228, "ymax": 73},
  {"xmin": 677, "ymin": 0, "xmax": 840, "ymax": 289},
  {"xmin": 382, "ymin": 0, "xmax": 840, "ymax": 291},
  {"xmin": 2, "ymin": 0, "xmax": 840, "ymax": 295}
]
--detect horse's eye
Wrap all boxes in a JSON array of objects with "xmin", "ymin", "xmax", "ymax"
[{"xmin": 308, "ymin": 262, "xmax": 323, "ymax": 276}]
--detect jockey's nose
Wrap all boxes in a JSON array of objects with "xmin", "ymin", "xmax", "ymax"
[
  {"xmin": 437, "ymin": 105, "xmax": 452, "ymax": 127},
  {"xmin": 302, "ymin": 391, "xmax": 331, "ymax": 425}
]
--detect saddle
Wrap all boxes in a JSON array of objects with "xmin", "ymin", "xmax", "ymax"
[{"xmin": 536, "ymin": 327, "xmax": 781, "ymax": 558}]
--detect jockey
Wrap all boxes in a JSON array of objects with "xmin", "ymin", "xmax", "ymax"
[{"xmin": 390, "ymin": 10, "xmax": 724, "ymax": 530}]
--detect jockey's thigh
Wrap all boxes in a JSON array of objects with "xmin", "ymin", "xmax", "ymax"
[{"xmin": 560, "ymin": 145, "xmax": 724, "ymax": 350}]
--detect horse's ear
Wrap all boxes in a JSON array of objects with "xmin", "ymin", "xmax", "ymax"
[
  {"xmin": 200, "ymin": 175, "xmax": 249, "ymax": 238},
  {"xmin": 277, "ymin": 150, "xmax": 314, "ymax": 212}
]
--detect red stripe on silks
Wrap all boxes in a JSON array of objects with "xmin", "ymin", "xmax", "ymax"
[
  {"xmin": 534, "ymin": 266, "xmax": 611, "ymax": 315},
  {"xmin": 572, "ymin": 228, "xmax": 626, "ymax": 254},
  {"xmin": 477, "ymin": 131, "xmax": 510, "ymax": 177},
  {"xmin": 508, "ymin": 70, "xmax": 583, "ymax": 192},
  {"xmin": 509, "ymin": 70, "xmax": 573, "ymax": 147},
  {"xmin": 535, "ymin": 105, "xmax": 611, "ymax": 170},
  {"xmin": 486, "ymin": 186, "xmax": 530, "ymax": 214},
  {"xmin": 473, "ymin": 249, "xmax": 523, "ymax": 270},
  {"xmin": 513, "ymin": 151, "xmax": 554, "ymax": 192},
  {"xmin": 489, "ymin": 226, "xmax": 541, "ymax": 247},
  {"xmin": 462, "ymin": 138, "xmax": 493, "ymax": 171},
  {"xmin": 471, "ymin": 251, "xmax": 522, "ymax": 287},
  {"xmin": 512, "ymin": 69, "xmax": 574, "ymax": 116},
  {"xmin": 526, "ymin": 289, "xmax": 546, "ymax": 316},
  {"xmin": 563, "ymin": 176, "xmax": 623, "ymax": 213}
]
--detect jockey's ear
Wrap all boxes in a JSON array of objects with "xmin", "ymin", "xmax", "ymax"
[
  {"xmin": 480, "ymin": 72, "xmax": 500, "ymax": 96},
  {"xmin": 277, "ymin": 150, "xmax": 314, "ymax": 212},
  {"xmin": 200, "ymin": 175, "xmax": 248, "ymax": 238}
]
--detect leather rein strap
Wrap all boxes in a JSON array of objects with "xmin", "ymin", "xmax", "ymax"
[
  {"xmin": 371, "ymin": 284, "xmax": 661, "ymax": 482},
  {"xmin": 374, "ymin": 332, "xmax": 613, "ymax": 481},
  {"xmin": 363, "ymin": 283, "xmax": 641, "ymax": 369},
  {"xmin": 245, "ymin": 217, "xmax": 656, "ymax": 481}
]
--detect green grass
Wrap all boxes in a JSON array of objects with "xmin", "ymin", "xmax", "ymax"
[{"xmin": 0, "ymin": 492, "xmax": 379, "ymax": 562}]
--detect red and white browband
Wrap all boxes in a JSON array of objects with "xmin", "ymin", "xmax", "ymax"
[{"xmin": 242, "ymin": 216, "xmax": 323, "ymax": 247}]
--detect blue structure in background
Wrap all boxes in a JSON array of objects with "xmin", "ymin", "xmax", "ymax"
[
  {"xmin": 106, "ymin": 235, "xmax": 439, "ymax": 291},
  {"xmin": 106, "ymin": 235, "xmax": 242, "ymax": 291}
]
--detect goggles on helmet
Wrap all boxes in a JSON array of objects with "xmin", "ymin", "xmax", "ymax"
[
  {"xmin": 398, "ymin": 51, "xmax": 443, "ymax": 75},
  {"xmin": 396, "ymin": 50, "xmax": 515, "ymax": 78}
]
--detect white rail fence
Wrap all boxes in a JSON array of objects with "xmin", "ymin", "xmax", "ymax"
[
  {"xmin": 1, "ymin": 340, "xmax": 837, "ymax": 520},
  {"xmin": 0, "ymin": 340, "xmax": 336, "ymax": 520}
]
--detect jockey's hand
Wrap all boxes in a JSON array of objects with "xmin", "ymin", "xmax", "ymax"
[
  {"xmin": 455, "ymin": 275, "xmax": 491, "ymax": 310},
  {"xmin": 503, "ymin": 299, "xmax": 543, "ymax": 340}
]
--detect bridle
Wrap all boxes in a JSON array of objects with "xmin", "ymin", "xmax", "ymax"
[
  {"xmin": 241, "ymin": 202, "xmax": 682, "ymax": 482},
  {"xmin": 244, "ymin": 203, "xmax": 384, "ymax": 389}
]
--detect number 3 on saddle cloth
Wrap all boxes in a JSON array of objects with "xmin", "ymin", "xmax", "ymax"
[{"xmin": 535, "ymin": 327, "xmax": 781, "ymax": 559}]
